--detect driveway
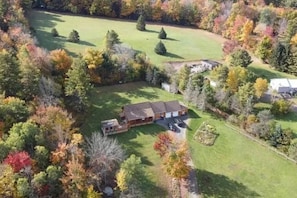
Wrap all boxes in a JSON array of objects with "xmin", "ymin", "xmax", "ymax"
[{"xmin": 155, "ymin": 116, "xmax": 200, "ymax": 198}]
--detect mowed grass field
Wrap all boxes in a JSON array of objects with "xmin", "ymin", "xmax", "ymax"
[
  {"xmin": 83, "ymin": 82, "xmax": 297, "ymax": 197},
  {"xmin": 28, "ymin": 10, "xmax": 224, "ymax": 65}
]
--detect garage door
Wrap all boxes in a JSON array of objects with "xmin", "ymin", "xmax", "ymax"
[
  {"xmin": 165, "ymin": 112, "xmax": 172, "ymax": 118},
  {"xmin": 172, "ymin": 111, "xmax": 179, "ymax": 117}
]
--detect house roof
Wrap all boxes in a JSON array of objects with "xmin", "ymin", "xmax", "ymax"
[
  {"xmin": 151, "ymin": 101, "xmax": 166, "ymax": 113},
  {"xmin": 164, "ymin": 100, "xmax": 182, "ymax": 112},
  {"xmin": 270, "ymin": 78, "xmax": 290, "ymax": 88},
  {"xmin": 201, "ymin": 59, "xmax": 220, "ymax": 66},
  {"xmin": 124, "ymin": 102, "xmax": 154, "ymax": 121},
  {"xmin": 123, "ymin": 100, "xmax": 185, "ymax": 121}
]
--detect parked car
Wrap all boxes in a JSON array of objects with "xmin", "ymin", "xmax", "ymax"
[
  {"xmin": 168, "ymin": 122, "xmax": 176, "ymax": 131},
  {"xmin": 174, "ymin": 118, "xmax": 184, "ymax": 127}
]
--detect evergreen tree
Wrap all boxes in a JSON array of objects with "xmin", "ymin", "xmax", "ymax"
[
  {"xmin": 51, "ymin": 28, "xmax": 59, "ymax": 37},
  {"xmin": 68, "ymin": 30, "xmax": 80, "ymax": 43},
  {"xmin": 256, "ymin": 36, "xmax": 273, "ymax": 63},
  {"xmin": 158, "ymin": 27, "xmax": 167, "ymax": 39},
  {"xmin": 229, "ymin": 49, "xmax": 252, "ymax": 67},
  {"xmin": 287, "ymin": 44, "xmax": 297, "ymax": 76},
  {"xmin": 154, "ymin": 41, "xmax": 167, "ymax": 55},
  {"xmin": 65, "ymin": 57, "xmax": 92, "ymax": 112},
  {"xmin": 269, "ymin": 42, "xmax": 289, "ymax": 72},
  {"xmin": 136, "ymin": 14, "xmax": 146, "ymax": 31},
  {"xmin": 104, "ymin": 30, "xmax": 121, "ymax": 51},
  {"xmin": 0, "ymin": 52, "xmax": 20, "ymax": 96}
]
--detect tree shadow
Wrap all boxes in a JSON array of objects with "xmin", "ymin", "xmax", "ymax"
[
  {"xmin": 275, "ymin": 111, "xmax": 297, "ymax": 122},
  {"xmin": 247, "ymin": 66, "xmax": 283, "ymax": 79},
  {"xmin": 188, "ymin": 109, "xmax": 201, "ymax": 119},
  {"xmin": 196, "ymin": 169, "xmax": 260, "ymax": 198},
  {"xmin": 166, "ymin": 37, "xmax": 179, "ymax": 41},
  {"xmin": 79, "ymin": 40, "xmax": 96, "ymax": 47},
  {"xmin": 165, "ymin": 52, "xmax": 184, "ymax": 59},
  {"xmin": 28, "ymin": 10, "xmax": 65, "ymax": 29},
  {"xmin": 145, "ymin": 29, "xmax": 159, "ymax": 34}
]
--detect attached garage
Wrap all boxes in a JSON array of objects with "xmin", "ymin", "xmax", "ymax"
[
  {"xmin": 172, "ymin": 111, "xmax": 179, "ymax": 117},
  {"xmin": 165, "ymin": 112, "xmax": 172, "ymax": 118}
]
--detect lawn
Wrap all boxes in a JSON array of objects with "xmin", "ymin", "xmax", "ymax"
[
  {"xmin": 28, "ymin": 10, "xmax": 224, "ymax": 66},
  {"xmin": 187, "ymin": 108, "xmax": 297, "ymax": 198},
  {"xmin": 81, "ymin": 81, "xmax": 183, "ymax": 197}
]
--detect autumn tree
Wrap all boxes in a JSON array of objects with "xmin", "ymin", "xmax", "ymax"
[
  {"xmin": 85, "ymin": 133, "xmax": 125, "ymax": 187},
  {"xmin": 61, "ymin": 157, "xmax": 88, "ymax": 197},
  {"xmin": 84, "ymin": 48, "xmax": 104, "ymax": 69},
  {"xmin": 68, "ymin": 30, "xmax": 80, "ymax": 43},
  {"xmin": 32, "ymin": 171, "xmax": 48, "ymax": 196},
  {"xmin": 271, "ymin": 99, "xmax": 292, "ymax": 115},
  {"xmin": 46, "ymin": 165, "xmax": 63, "ymax": 197},
  {"xmin": 34, "ymin": 145, "xmax": 50, "ymax": 170},
  {"xmin": 178, "ymin": 65, "xmax": 190, "ymax": 91},
  {"xmin": 254, "ymin": 78, "xmax": 268, "ymax": 98},
  {"xmin": 153, "ymin": 132, "xmax": 174, "ymax": 157},
  {"xmin": 229, "ymin": 49, "xmax": 253, "ymax": 67},
  {"xmin": 16, "ymin": 177, "xmax": 31, "ymax": 198},
  {"xmin": 50, "ymin": 49, "xmax": 73, "ymax": 76},
  {"xmin": 65, "ymin": 57, "xmax": 92, "ymax": 112},
  {"xmin": 4, "ymin": 151, "xmax": 32, "ymax": 172},
  {"xmin": 154, "ymin": 40, "xmax": 167, "ymax": 55},
  {"xmin": 226, "ymin": 66, "xmax": 248, "ymax": 93},
  {"xmin": 158, "ymin": 27, "xmax": 167, "ymax": 39},
  {"xmin": 136, "ymin": 14, "xmax": 146, "ymax": 31},
  {"xmin": 0, "ymin": 164, "xmax": 16, "ymax": 197}
]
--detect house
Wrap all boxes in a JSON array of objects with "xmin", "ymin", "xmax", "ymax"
[
  {"xmin": 102, "ymin": 100, "xmax": 188, "ymax": 135},
  {"xmin": 161, "ymin": 82, "xmax": 178, "ymax": 94},
  {"xmin": 200, "ymin": 60, "xmax": 221, "ymax": 70},
  {"xmin": 121, "ymin": 100, "xmax": 187, "ymax": 127},
  {"xmin": 270, "ymin": 78, "xmax": 297, "ymax": 93}
]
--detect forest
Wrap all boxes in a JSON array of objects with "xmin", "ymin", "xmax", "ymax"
[{"xmin": 0, "ymin": 0, "xmax": 297, "ymax": 197}]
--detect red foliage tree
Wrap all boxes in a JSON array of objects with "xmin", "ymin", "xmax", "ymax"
[
  {"xmin": 4, "ymin": 151, "xmax": 32, "ymax": 172},
  {"xmin": 153, "ymin": 132, "xmax": 174, "ymax": 157},
  {"xmin": 222, "ymin": 40, "xmax": 239, "ymax": 57}
]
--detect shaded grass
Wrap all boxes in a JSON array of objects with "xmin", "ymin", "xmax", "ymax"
[
  {"xmin": 187, "ymin": 108, "xmax": 297, "ymax": 198},
  {"xmin": 28, "ymin": 10, "xmax": 224, "ymax": 66}
]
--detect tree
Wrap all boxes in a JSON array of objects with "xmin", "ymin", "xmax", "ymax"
[
  {"xmin": 32, "ymin": 171, "xmax": 48, "ymax": 196},
  {"xmin": 85, "ymin": 133, "xmax": 125, "ymax": 186},
  {"xmin": 153, "ymin": 132, "xmax": 174, "ymax": 157},
  {"xmin": 83, "ymin": 48, "xmax": 104, "ymax": 69},
  {"xmin": 104, "ymin": 30, "xmax": 121, "ymax": 51},
  {"xmin": 178, "ymin": 65, "xmax": 190, "ymax": 91},
  {"xmin": 136, "ymin": 14, "xmax": 146, "ymax": 31},
  {"xmin": 65, "ymin": 57, "xmax": 92, "ymax": 112},
  {"xmin": 60, "ymin": 157, "xmax": 88, "ymax": 197},
  {"xmin": 154, "ymin": 40, "xmax": 167, "ymax": 55},
  {"xmin": 259, "ymin": 8, "xmax": 276, "ymax": 26},
  {"xmin": 0, "ymin": 164, "xmax": 16, "ymax": 197},
  {"xmin": 116, "ymin": 154, "xmax": 144, "ymax": 197},
  {"xmin": 226, "ymin": 66, "xmax": 248, "ymax": 93},
  {"xmin": 211, "ymin": 65, "xmax": 229, "ymax": 88},
  {"xmin": 269, "ymin": 42, "xmax": 289, "ymax": 72},
  {"xmin": 158, "ymin": 27, "xmax": 167, "ymax": 39},
  {"xmin": 46, "ymin": 165, "xmax": 63, "ymax": 197},
  {"xmin": 271, "ymin": 99, "xmax": 292, "ymax": 115},
  {"xmin": 254, "ymin": 78, "xmax": 268, "ymax": 98},
  {"xmin": 256, "ymin": 36, "xmax": 273, "ymax": 63},
  {"xmin": 289, "ymin": 139, "xmax": 297, "ymax": 160},
  {"xmin": 50, "ymin": 49, "xmax": 72, "ymax": 75},
  {"xmin": 51, "ymin": 28, "xmax": 59, "ymax": 37},
  {"xmin": 4, "ymin": 151, "xmax": 32, "ymax": 172},
  {"xmin": 287, "ymin": 44, "xmax": 297, "ymax": 76},
  {"xmin": 68, "ymin": 30, "xmax": 80, "ymax": 43},
  {"xmin": 34, "ymin": 146, "xmax": 49, "ymax": 170},
  {"xmin": 0, "ymin": 51, "xmax": 20, "ymax": 96},
  {"xmin": 16, "ymin": 177, "xmax": 31, "ymax": 198},
  {"xmin": 229, "ymin": 49, "xmax": 252, "ymax": 67}
]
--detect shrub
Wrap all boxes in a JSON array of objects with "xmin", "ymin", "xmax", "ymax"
[
  {"xmin": 68, "ymin": 30, "xmax": 80, "ymax": 43},
  {"xmin": 51, "ymin": 28, "xmax": 59, "ymax": 37},
  {"xmin": 271, "ymin": 99, "xmax": 292, "ymax": 115},
  {"xmin": 158, "ymin": 27, "xmax": 167, "ymax": 39},
  {"xmin": 154, "ymin": 41, "xmax": 167, "ymax": 55}
]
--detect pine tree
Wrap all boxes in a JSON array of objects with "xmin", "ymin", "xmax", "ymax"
[
  {"xmin": 51, "ymin": 28, "xmax": 59, "ymax": 37},
  {"xmin": 158, "ymin": 27, "xmax": 167, "ymax": 39},
  {"xmin": 68, "ymin": 30, "xmax": 80, "ymax": 43},
  {"xmin": 136, "ymin": 15, "xmax": 146, "ymax": 31},
  {"xmin": 154, "ymin": 41, "xmax": 167, "ymax": 55},
  {"xmin": 269, "ymin": 42, "xmax": 289, "ymax": 72}
]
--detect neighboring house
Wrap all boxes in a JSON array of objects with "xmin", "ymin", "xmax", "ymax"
[
  {"xmin": 102, "ymin": 100, "xmax": 188, "ymax": 135},
  {"xmin": 200, "ymin": 60, "xmax": 221, "ymax": 70},
  {"xmin": 270, "ymin": 78, "xmax": 297, "ymax": 93}
]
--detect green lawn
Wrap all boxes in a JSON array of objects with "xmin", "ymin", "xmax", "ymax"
[
  {"xmin": 187, "ymin": 109, "xmax": 297, "ymax": 198},
  {"xmin": 28, "ymin": 10, "xmax": 224, "ymax": 66}
]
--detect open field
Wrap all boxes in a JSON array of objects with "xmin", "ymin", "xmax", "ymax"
[
  {"xmin": 28, "ymin": 10, "xmax": 224, "ymax": 66},
  {"xmin": 83, "ymin": 82, "xmax": 297, "ymax": 197},
  {"xmin": 187, "ymin": 108, "xmax": 297, "ymax": 198}
]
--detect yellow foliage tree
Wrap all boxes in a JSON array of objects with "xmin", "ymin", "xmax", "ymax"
[
  {"xmin": 50, "ymin": 49, "xmax": 72, "ymax": 75},
  {"xmin": 84, "ymin": 48, "xmax": 104, "ymax": 69},
  {"xmin": 240, "ymin": 20, "xmax": 254, "ymax": 46},
  {"xmin": 0, "ymin": 164, "xmax": 16, "ymax": 197},
  {"xmin": 116, "ymin": 169, "xmax": 128, "ymax": 192},
  {"xmin": 226, "ymin": 67, "xmax": 247, "ymax": 93},
  {"xmin": 291, "ymin": 33, "xmax": 297, "ymax": 45},
  {"xmin": 254, "ymin": 78, "xmax": 268, "ymax": 98}
]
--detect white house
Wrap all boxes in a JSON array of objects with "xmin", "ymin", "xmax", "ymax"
[{"xmin": 270, "ymin": 78, "xmax": 297, "ymax": 93}]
